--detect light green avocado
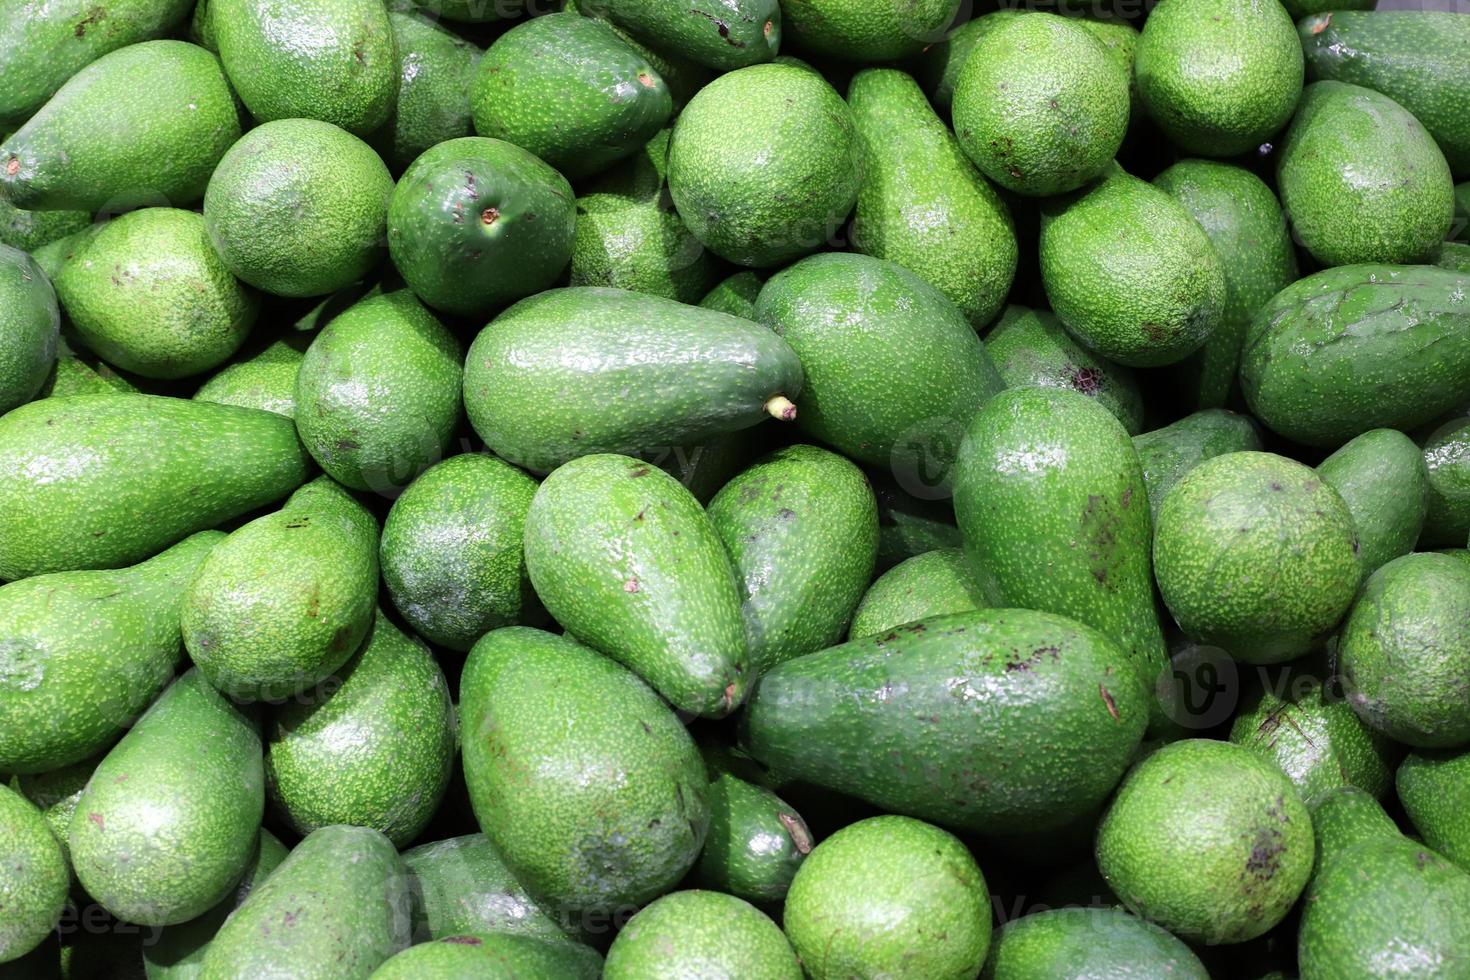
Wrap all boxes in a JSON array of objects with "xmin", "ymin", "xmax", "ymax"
[
  {"xmin": 604, "ymin": 891, "xmax": 799, "ymax": 980},
  {"xmin": 0, "ymin": 243, "xmax": 60, "ymax": 415},
  {"xmin": 1132, "ymin": 409, "xmax": 1263, "ymax": 522},
  {"xmin": 981, "ymin": 907, "xmax": 1208, "ymax": 980},
  {"xmin": 401, "ymin": 834, "xmax": 575, "ymax": 944},
  {"xmin": 0, "ymin": 196, "xmax": 89, "ymax": 254},
  {"xmin": 848, "ymin": 548, "xmax": 984, "ymax": 640},
  {"xmin": 369, "ymin": 933, "xmax": 602, "ymax": 980},
  {"xmin": 1317, "ymin": 427, "xmax": 1429, "ymax": 574},
  {"xmin": 193, "ymin": 340, "xmax": 304, "ymax": 418},
  {"xmin": 695, "ymin": 750, "xmax": 812, "ymax": 904},
  {"xmin": 580, "ymin": 0, "xmax": 780, "ymax": 71},
  {"xmin": 781, "ymin": 0, "xmax": 957, "ymax": 62},
  {"xmin": 0, "ymin": 784, "xmax": 68, "ymax": 965},
  {"xmin": 911, "ymin": 11, "xmax": 1024, "ymax": 116},
  {"xmin": 698, "ymin": 271, "xmax": 764, "ymax": 318},
  {"xmin": 12, "ymin": 752, "xmax": 99, "ymax": 863},
  {"xmin": 372, "ymin": 10, "xmax": 481, "ymax": 173},
  {"xmin": 1399, "ymin": 747, "xmax": 1470, "ymax": 872}
]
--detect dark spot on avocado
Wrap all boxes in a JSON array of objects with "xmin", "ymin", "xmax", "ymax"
[
  {"xmin": 443, "ymin": 935, "xmax": 484, "ymax": 945},
  {"xmin": 283, "ymin": 518, "xmax": 310, "ymax": 529},
  {"xmin": 777, "ymin": 508, "xmax": 796, "ymax": 521},
  {"xmin": 73, "ymin": 6, "xmax": 106, "ymax": 38},
  {"xmin": 1270, "ymin": 482, "xmax": 1283, "ymax": 491},
  {"xmin": 1099, "ymin": 684, "xmax": 1120, "ymax": 721},
  {"xmin": 481, "ymin": 207, "xmax": 499, "ymax": 226},
  {"xmin": 88, "ymin": 812, "xmax": 104, "ymax": 830},
  {"xmin": 639, "ymin": 720, "xmax": 652, "ymax": 734},
  {"xmin": 352, "ymin": 40, "xmax": 367, "ymax": 65},
  {"xmin": 629, "ymin": 466, "xmax": 651, "ymax": 477},
  {"xmin": 4, "ymin": 157, "xmax": 17, "ymax": 177},
  {"xmin": 336, "ymin": 438, "xmax": 361, "ymax": 452},
  {"xmin": 1067, "ymin": 366, "xmax": 1102, "ymax": 395},
  {"xmin": 691, "ymin": 9, "xmax": 746, "ymax": 47},
  {"xmin": 779, "ymin": 812, "xmax": 812, "ymax": 853}
]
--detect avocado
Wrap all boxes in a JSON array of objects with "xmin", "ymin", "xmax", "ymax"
[
  {"xmin": 203, "ymin": 118, "xmax": 394, "ymax": 299},
  {"xmin": 954, "ymin": 388, "xmax": 1168, "ymax": 710},
  {"xmin": 459, "ymin": 627, "xmax": 710, "ymax": 915},
  {"xmin": 1039, "ymin": 167, "xmax": 1227, "ymax": 368},
  {"xmin": 698, "ymin": 271, "xmax": 763, "ymax": 318},
  {"xmin": 911, "ymin": 11, "xmax": 1023, "ymax": 116},
  {"xmin": 1154, "ymin": 451, "xmax": 1360, "ymax": 664},
  {"xmin": 1153, "ymin": 160, "xmax": 1299, "ymax": 411},
  {"xmin": 55, "ymin": 208, "xmax": 256, "ymax": 380},
  {"xmin": 604, "ymin": 890, "xmax": 800, "ymax": 980},
  {"xmin": 463, "ymin": 287, "xmax": 802, "ymax": 474},
  {"xmin": 68, "ymin": 669, "xmax": 262, "ymax": 927},
  {"xmin": 388, "ymin": 136, "xmax": 576, "ymax": 318},
  {"xmin": 193, "ymin": 340, "xmax": 303, "ymax": 418},
  {"xmin": 783, "ymin": 815, "xmax": 990, "ymax": 980},
  {"xmin": 1135, "ymin": 0, "xmax": 1301, "ymax": 157},
  {"xmin": 742, "ymin": 609, "xmax": 1148, "ymax": 835},
  {"xmin": 667, "ymin": 63, "xmax": 862, "ymax": 267},
  {"xmin": 213, "ymin": 0, "xmax": 397, "ymax": 136},
  {"xmin": 848, "ymin": 548, "xmax": 984, "ymax": 640},
  {"xmin": 0, "ymin": 243, "xmax": 59, "ymax": 415},
  {"xmin": 295, "ymin": 290, "xmax": 462, "ymax": 494},
  {"xmin": 182, "ymin": 477, "xmax": 378, "ymax": 701},
  {"xmin": 1316, "ymin": 428, "xmax": 1429, "ymax": 573},
  {"xmin": 1435, "ymin": 241, "xmax": 1470, "ymax": 273},
  {"xmin": 755, "ymin": 252, "xmax": 1004, "ymax": 491},
  {"xmin": 952, "ymin": 14, "xmax": 1129, "ymax": 197},
  {"xmin": 470, "ymin": 14, "xmax": 670, "ymax": 181},
  {"xmin": 1399, "ymin": 748, "xmax": 1470, "ymax": 872},
  {"xmin": 1240, "ymin": 264, "xmax": 1470, "ymax": 446},
  {"xmin": 266, "ymin": 613, "xmax": 455, "ymax": 848},
  {"xmin": 370, "ymin": 933, "xmax": 602, "ymax": 980},
  {"xmin": 1419, "ymin": 416, "xmax": 1470, "ymax": 548},
  {"xmin": 0, "ymin": 784, "xmax": 68, "ymax": 965},
  {"xmin": 695, "ymin": 754, "xmax": 812, "ymax": 904},
  {"xmin": 402, "ymin": 834, "xmax": 574, "ymax": 944},
  {"xmin": 39, "ymin": 349, "xmax": 138, "ymax": 399},
  {"xmin": 782, "ymin": 0, "xmax": 956, "ymax": 62},
  {"xmin": 984, "ymin": 305, "xmax": 1143, "ymax": 434},
  {"xmin": 579, "ymin": 0, "xmax": 780, "ymax": 71},
  {"xmin": 1340, "ymin": 552, "xmax": 1470, "ymax": 749},
  {"xmin": 524, "ymin": 453, "xmax": 748, "ymax": 716},
  {"xmin": 707, "ymin": 445, "xmax": 877, "ymax": 676},
  {"xmin": 981, "ymin": 906, "xmax": 1209, "ymax": 980},
  {"xmin": 0, "ymin": 41, "xmax": 240, "ymax": 212},
  {"xmin": 372, "ymin": 10, "xmax": 481, "ymax": 173},
  {"xmin": 29, "ymin": 220, "xmax": 105, "ymax": 281},
  {"xmin": 12, "ymin": 753, "xmax": 99, "ymax": 862},
  {"xmin": 0, "ymin": 394, "xmax": 307, "ymax": 582},
  {"xmin": 1311, "ymin": 785, "xmax": 1400, "ymax": 866},
  {"xmin": 198, "ymin": 824, "xmax": 412, "ymax": 979},
  {"xmin": 563, "ymin": 0, "xmax": 715, "ymax": 109},
  {"xmin": 1278, "ymin": 81, "xmax": 1455, "ymax": 267},
  {"xmin": 569, "ymin": 129, "xmax": 721, "ymax": 305},
  {"xmin": 847, "ymin": 68, "xmax": 1016, "ymax": 328},
  {"xmin": 1133, "ymin": 409, "xmax": 1263, "ymax": 522},
  {"xmin": 1074, "ymin": 17, "xmax": 1142, "ymax": 115},
  {"xmin": 1097, "ymin": 739, "xmax": 1312, "ymax": 944},
  {"xmin": 1300, "ymin": 11, "xmax": 1470, "ymax": 180},
  {"xmin": 0, "ymin": 196, "xmax": 89, "ymax": 254},
  {"xmin": 381, "ymin": 453, "xmax": 539, "ymax": 653}
]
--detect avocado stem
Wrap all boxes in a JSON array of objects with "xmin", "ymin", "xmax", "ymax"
[{"xmin": 764, "ymin": 395, "xmax": 797, "ymax": 422}]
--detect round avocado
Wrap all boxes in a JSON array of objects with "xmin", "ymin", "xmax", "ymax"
[
  {"xmin": 981, "ymin": 906, "xmax": 1209, "ymax": 980},
  {"xmin": 604, "ymin": 890, "xmax": 800, "ymax": 980},
  {"xmin": 0, "ymin": 783, "xmax": 68, "ymax": 965}
]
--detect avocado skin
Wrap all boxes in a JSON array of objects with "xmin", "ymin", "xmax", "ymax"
[
  {"xmin": 953, "ymin": 15, "xmax": 1129, "ymax": 198},
  {"xmin": 0, "ymin": 784, "xmax": 68, "ymax": 965},
  {"xmin": 848, "ymin": 68, "xmax": 1016, "ymax": 328},
  {"xmin": 1279, "ymin": 81, "xmax": 1454, "ymax": 267},
  {"xmin": 848, "ymin": 548, "xmax": 984, "ymax": 640},
  {"xmin": 402, "ymin": 834, "xmax": 574, "ymax": 944},
  {"xmin": 569, "ymin": 129, "xmax": 721, "ymax": 305},
  {"xmin": 470, "ymin": 14, "xmax": 671, "ymax": 181},
  {"xmin": 463, "ymin": 287, "xmax": 802, "ymax": 474},
  {"xmin": 981, "ymin": 907, "xmax": 1208, "ymax": 980},
  {"xmin": 708, "ymin": 445, "xmax": 877, "ymax": 676},
  {"xmin": 372, "ymin": 10, "xmax": 481, "ymax": 173},
  {"xmin": 182, "ymin": 477, "xmax": 378, "ymax": 701},
  {"xmin": 266, "ymin": 613, "xmax": 455, "ymax": 848},
  {"xmin": 193, "ymin": 340, "xmax": 303, "ymax": 418},
  {"xmin": 1133, "ymin": 409, "xmax": 1262, "ymax": 523},
  {"xmin": 0, "ymin": 40, "xmax": 240, "ymax": 213},
  {"xmin": 1317, "ymin": 428, "xmax": 1429, "ymax": 573},
  {"xmin": 605, "ymin": 891, "xmax": 799, "ymax": 980},
  {"xmin": 1240, "ymin": 264, "xmax": 1470, "ymax": 447},
  {"xmin": 0, "ymin": 244, "xmax": 59, "ymax": 415},
  {"xmin": 1039, "ymin": 168, "xmax": 1227, "ymax": 368},
  {"xmin": 524, "ymin": 453, "xmax": 748, "ymax": 717},
  {"xmin": 0, "ymin": 197, "xmax": 89, "ymax": 254},
  {"xmin": 1096, "ymin": 739, "xmax": 1313, "ymax": 945},
  {"xmin": 382, "ymin": 454, "xmax": 539, "ymax": 653},
  {"xmin": 782, "ymin": 0, "xmax": 956, "ymax": 62},
  {"xmin": 295, "ymin": 290, "xmax": 463, "ymax": 494},
  {"xmin": 911, "ymin": 11, "xmax": 1023, "ymax": 116},
  {"xmin": 1399, "ymin": 748, "xmax": 1470, "ymax": 872},
  {"xmin": 459, "ymin": 627, "xmax": 711, "ymax": 915},
  {"xmin": 1435, "ymin": 241, "xmax": 1470, "ymax": 273},
  {"xmin": 12, "ymin": 753, "xmax": 98, "ymax": 862},
  {"xmin": 1153, "ymin": 160, "xmax": 1299, "ymax": 411},
  {"xmin": 667, "ymin": 64, "xmax": 862, "ymax": 268},
  {"xmin": 390, "ymin": 137, "xmax": 575, "ymax": 318},
  {"xmin": 1155, "ymin": 451, "xmax": 1360, "ymax": 665},
  {"xmin": 695, "ymin": 762, "xmax": 812, "ymax": 904},
  {"xmin": 1300, "ymin": 11, "xmax": 1470, "ymax": 180},
  {"xmin": 1340, "ymin": 552, "xmax": 1470, "ymax": 749},
  {"xmin": 198, "ymin": 824, "xmax": 412, "ymax": 979},
  {"xmin": 783, "ymin": 815, "xmax": 990, "ymax": 980},
  {"xmin": 563, "ymin": 0, "xmax": 715, "ymax": 109},
  {"xmin": 743, "ymin": 608, "xmax": 1147, "ymax": 836},
  {"xmin": 0, "ymin": 395, "xmax": 307, "ymax": 580},
  {"xmin": 955, "ymin": 388, "xmax": 1167, "ymax": 710},
  {"xmin": 984, "ymin": 305, "xmax": 1143, "ymax": 435},
  {"xmin": 1419, "ymin": 417, "xmax": 1470, "ymax": 548},
  {"xmin": 56, "ymin": 208, "xmax": 257, "ymax": 381},
  {"xmin": 372, "ymin": 933, "xmax": 602, "ymax": 980},
  {"xmin": 582, "ymin": 0, "xmax": 780, "ymax": 71},
  {"xmin": 756, "ymin": 252, "xmax": 1004, "ymax": 487},
  {"xmin": 68, "ymin": 669, "xmax": 263, "ymax": 928},
  {"xmin": 204, "ymin": 118, "xmax": 394, "ymax": 300},
  {"xmin": 213, "ymin": 0, "xmax": 398, "ymax": 136},
  {"xmin": 698, "ymin": 271, "xmax": 763, "ymax": 318}
]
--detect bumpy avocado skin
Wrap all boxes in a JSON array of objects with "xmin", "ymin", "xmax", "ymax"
[
  {"xmin": 848, "ymin": 548, "xmax": 984, "ymax": 640},
  {"xmin": 604, "ymin": 890, "xmax": 800, "ymax": 980},
  {"xmin": 402, "ymin": 834, "xmax": 574, "ymax": 944},
  {"xmin": 1419, "ymin": 416, "xmax": 1470, "ymax": 548},
  {"xmin": 0, "ymin": 784, "xmax": 68, "ymax": 965},
  {"xmin": 583, "ymin": 0, "xmax": 781, "ymax": 72},
  {"xmin": 780, "ymin": 0, "xmax": 957, "ymax": 62},
  {"xmin": 373, "ymin": 10, "xmax": 481, "ymax": 172},
  {"xmin": 0, "ymin": 243, "xmax": 60, "ymax": 416},
  {"xmin": 1399, "ymin": 748, "xmax": 1470, "ymax": 872},
  {"xmin": 371, "ymin": 933, "xmax": 602, "ymax": 980},
  {"xmin": 193, "ymin": 340, "xmax": 303, "ymax": 418},
  {"xmin": 981, "ymin": 906, "xmax": 1209, "ymax": 980},
  {"xmin": 695, "ymin": 749, "xmax": 813, "ymax": 904},
  {"xmin": 1133, "ymin": 409, "xmax": 1262, "ymax": 522},
  {"xmin": 1317, "ymin": 427, "xmax": 1429, "ymax": 573}
]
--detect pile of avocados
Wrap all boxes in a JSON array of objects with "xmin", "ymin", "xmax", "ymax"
[{"xmin": 1, "ymin": 0, "xmax": 1469, "ymax": 977}]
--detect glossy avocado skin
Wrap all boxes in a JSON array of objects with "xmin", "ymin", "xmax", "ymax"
[
  {"xmin": 1240, "ymin": 264, "xmax": 1470, "ymax": 447},
  {"xmin": 1317, "ymin": 428, "xmax": 1429, "ymax": 574},
  {"xmin": 0, "ymin": 243, "xmax": 60, "ymax": 416},
  {"xmin": 564, "ymin": 0, "xmax": 715, "ymax": 110},
  {"xmin": 0, "ymin": 784, "xmax": 69, "ymax": 965},
  {"xmin": 604, "ymin": 891, "xmax": 800, "ymax": 980},
  {"xmin": 459, "ymin": 627, "xmax": 711, "ymax": 916},
  {"xmin": 1419, "ymin": 416, "xmax": 1470, "ymax": 548},
  {"xmin": 463, "ymin": 287, "xmax": 802, "ymax": 474},
  {"xmin": 373, "ymin": 10, "xmax": 481, "ymax": 173},
  {"xmin": 0, "ymin": 395, "xmax": 308, "ymax": 581},
  {"xmin": 696, "ymin": 749, "xmax": 812, "ymax": 904},
  {"xmin": 742, "ymin": 609, "xmax": 1148, "ymax": 836},
  {"xmin": 388, "ymin": 137, "xmax": 576, "ymax": 318},
  {"xmin": 1398, "ymin": 748, "xmax": 1470, "ymax": 872},
  {"xmin": 372, "ymin": 933, "xmax": 603, "ymax": 980},
  {"xmin": 402, "ymin": 834, "xmax": 574, "ymax": 944},
  {"xmin": 781, "ymin": 0, "xmax": 956, "ymax": 62},
  {"xmin": 1133, "ymin": 409, "xmax": 1262, "ymax": 522},
  {"xmin": 848, "ymin": 548, "xmax": 984, "ymax": 640},
  {"xmin": 68, "ymin": 669, "xmax": 263, "ymax": 928},
  {"xmin": 588, "ymin": 0, "xmax": 780, "ymax": 71},
  {"xmin": 981, "ymin": 907, "xmax": 1209, "ymax": 980}
]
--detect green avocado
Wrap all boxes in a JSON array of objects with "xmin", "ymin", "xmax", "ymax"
[
  {"xmin": 742, "ymin": 609, "xmax": 1148, "ymax": 836},
  {"xmin": 0, "ymin": 395, "xmax": 307, "ymax": 580},
  {"xmin": 1317, "ymin": 428, "xmax": 1429, "ymax": 573},
  {"xmin": 0, "ymin": 784, "xmax": 68, "ymax": 965},
  {"xmin": 1399, "ymin": 747, "xmax": 1470, "ymax": 872},
  {"xmin": 698, "ymin": 271, "xmax": 763, "ymax": 318},
  {"xmin": 388, "ymin": 136, "xmax": 575, "ymax": 318},
  {"xmin": 402, "ymin": 834, "xmax": 574, "ymax": 944},
  {"xmin": 580, "ymin": 0, "xmax": 780, "ymax": 71},
  {"xmin": 12, "ymin": 752, "xmax": 99, "ymax": 862},
  {"xmin": 1419, "ymin": 416, "xmax": 1470, "ymax": 548},
  {"xmin": 695, "ymin": 752, "xmax": 812, "ymax": 904},
  {"xmin": 0, "ymin": 196, "xmax": 89, "ymax": 254},
  {"xmin": 1435, "ymin": 241, "xmax": 1470, "ymax": 273},
  {"xmin": 0, "ymin": 243, "xmax": 59, "ymax": 415},
  {"xmin": 868, "ymin": 471, "xmax": 964, "ymax": 571},
  {"xmin": 68, "ymin": 669, "xmax": 262, "ymax": 928},
  {"xmin": 1132, "ymin": 409, "xmax": 1262, "ymax": 522},
  {"xmin": 193, "ymin": 340, "xmax": 304, "ymax": 418},
  {"xmin": 981, "ymin": 906, "xmax": 1208, "ymax": 980},
  {"xmin": 0, "ymin": 40, "xmax": 240, "ymax": 213},
  {"xmin": 459, "ymin": 627, "xmax": 710, "ymax": 916},
  {"xmin": 372, "ymin": 10, "xmax": 481, "ymax": 173},
  {"xmin": 604, "ymin": 891, "xmax": 799, "ymax": 980},
  {"xmin": 910, "ymin": 11, "xmax": 1023, "ymax": 116},
  {"xmin": 848, "ymin": 548, "xmax": 984, "ymax": 640},
  {"xmin": 563, "ymin": 0, "xmax": 715, "ymax": 109},
  {"xmin": 781, "ymin": 0, "xmax": 956, "ymax": 62},
  {"xmin": 370, "ymin": 933, "xmax": 602, "ymax": 980}
]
